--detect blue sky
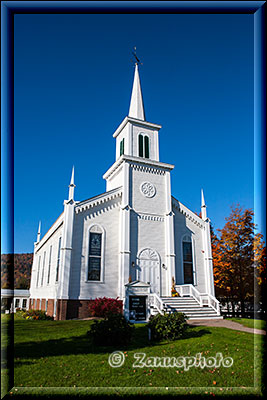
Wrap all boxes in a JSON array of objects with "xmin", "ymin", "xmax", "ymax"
[{"xmin": 4, "ymin": 12, "xmax": 257, "ymax": 253}]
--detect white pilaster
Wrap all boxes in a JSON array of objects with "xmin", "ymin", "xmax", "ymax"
[
  {"xmin": 118, "ymin": 162, "xmax": 131, "ymax": 299},
  {"xmin": 164, "ymin": 171, "xmax": 176, "ymax": 296},
  {"xmin": 118, "ymin": 207, "xmax": 131, "ymax": 299},
  {"xmin": 58, "ymin": 200, "xmax": 75, "ymax": 299},
  {"xmin": 154, "ymin": 130, "xmax": 159, "ymax": 161},
  {"xmin": 205, "ymin": 219, "xmax": 215, "ymax": 296}
]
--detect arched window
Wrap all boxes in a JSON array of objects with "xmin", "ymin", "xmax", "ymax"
[
  {"xmin": 41, "ymin": 251, "xmax": 46, "ymax": 286},
  {"xmin": 88, "ymin": 225, "xmax": 104, "ymax": 281},
  {"xmin": 182, "ymin": 236, "xmax": 194, "ymax": 284},
  {"xmin": 55, "ymin": 237, "xmax": 61, "ymax": 282},
  {"xmin": 138, "ymin": 134, "xmax": 149, "ymax": 159},
  {"xmin": 36, "ymin": 256, "xmax": 41, "ymax": 287},
  {"xmin": 144, "ymin": 136, "xmax": 149, "ymax": 158},
  {"xmin": 138, "ymin": 134, "xmax": 143, "ymax": 157},
  {"xmin": 47, "ymin": 245, "xmax": 52, "ymax": 285}
]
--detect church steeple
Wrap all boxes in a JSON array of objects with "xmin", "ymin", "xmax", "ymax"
[
  {"xmin": 128, "ymin": 64, "xmax": 145, "ymax": 121},
  {"xmin": 109, "ymin": 62, "xmax": 162, "ymax": 169}
]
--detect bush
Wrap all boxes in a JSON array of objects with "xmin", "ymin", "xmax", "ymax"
[
  {"xmin": 88, "ymin": 313, "xmax": 134, "ymax": 346},
  {"xmin": 21, "ymin": 309, "xmax": 54, "ymax": 320},
  {"xmin": 147, "ymin": 312, "xmax": 188, "ymax": 341},
  {"xmin": 88, "ymin": 297, "xmax": 123, "ymax": 318}
]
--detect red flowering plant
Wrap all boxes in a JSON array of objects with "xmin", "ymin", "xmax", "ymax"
[{"xmin": 88, "ymin": 297, "xmax": 123, "ymax": 318}]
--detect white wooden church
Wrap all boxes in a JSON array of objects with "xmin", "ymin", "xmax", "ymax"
[{"xmin": 29, "ymin": 64, "xmax": 221, "ymax": 320}]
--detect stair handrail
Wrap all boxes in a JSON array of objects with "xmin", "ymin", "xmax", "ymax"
[
  {"xmin": 149, "ymin": 292, "xmax": 164, "ymax": 315},
  {"xmin": 207, "ymin": 293, "xmax": 220, "ymax": 314},
  {"xmin": 175, "ymin": 284, "xmax": 202, "ymax": 306},
  {"xmin": 175, "ymin": 284, "xmax": 220, "ymax": 314}
]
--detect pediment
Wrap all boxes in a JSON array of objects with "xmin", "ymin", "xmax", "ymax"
[{"xmin": 125, "ymin": 280, "xmax": 150, "ymax": 288}]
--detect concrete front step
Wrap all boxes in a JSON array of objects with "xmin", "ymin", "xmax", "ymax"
[
  {"xmin": 165, "ymin": 307, "xmax": 215, "ymax": 312},
  {"xmin": 161, "ymin": 297, "xmax": 198, "ymax": 302},
  {"xmin": 161, "ymin": 295, "xmax": 221, "ymax": 319}
]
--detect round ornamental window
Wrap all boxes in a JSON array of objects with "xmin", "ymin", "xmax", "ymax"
[{"xmin": 140, "ymin": 182, "xmax": 156, "ymax": 198}]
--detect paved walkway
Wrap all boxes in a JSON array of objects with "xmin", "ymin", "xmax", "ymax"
[{"xmin": 187, "ymin": 319, "xmax": 266, "ymax": 335}]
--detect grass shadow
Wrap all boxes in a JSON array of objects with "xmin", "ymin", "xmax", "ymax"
[{"xmin": 14, "ymin": 324, "xmax": 212, "ymax": 363}]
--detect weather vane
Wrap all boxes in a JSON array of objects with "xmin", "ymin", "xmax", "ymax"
[{"xmin": 131, "ymin": 46, "xmax": 143, "ymax": 66}]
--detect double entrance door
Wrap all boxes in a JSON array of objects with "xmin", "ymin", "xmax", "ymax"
[{"xmin": 136, "ymin": 248, "xmax": 160, "ymax": 296}]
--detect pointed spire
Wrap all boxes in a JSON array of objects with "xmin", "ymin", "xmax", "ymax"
[
  {"xmin": 37, "ymin": 221, "xmax": 41, "ymax": 243},
  {"xmin": 201, "ymin": 189, "xmax": 207, "ymax": 221},
  {"xmin": 129, "ymin": 64, "xmax": 145, "ymax": 121},
  {"xmin": 68, "ymin": 166, "xmax": 76, "ymax": 201}
]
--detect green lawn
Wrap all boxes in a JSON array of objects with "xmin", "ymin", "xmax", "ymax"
[
  {"xmin": 226, "ymin": 318, "xmax": 266, "ymax": 331},
  {"xmin": 1, "ymin": 314, "xmax": 264, "ymax": 397}
]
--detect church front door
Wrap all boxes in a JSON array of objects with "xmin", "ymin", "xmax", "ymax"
[{"xmin": 136, "ymin": 248, "xmax": 160, "ymax": 296}]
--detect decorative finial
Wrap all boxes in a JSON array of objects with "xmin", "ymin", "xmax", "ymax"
[
  {"xmin": 37, "ymin": 221, "xmax": 41, "ymax": 243},
  {"xmin": 201, "ymin": 189, "xmax": 207, "ymax": 221},
  {"xmin": 68, "ymin": 166, "xmax": 76, "ymax": 201},
  {"xmin": 131, "ymin": 46, "xmax": 143, "ymax": 66}
]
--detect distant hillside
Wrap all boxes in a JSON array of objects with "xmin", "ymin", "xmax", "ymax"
[{"xmin": 1, "ymin": 253, "xmax": 33, "ymax": 289}]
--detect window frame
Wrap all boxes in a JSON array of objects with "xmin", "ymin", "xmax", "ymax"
[
  {"xmin": 86, "ymin": 224, "xmax": 105, "ymax": 283},
  {"xmin": 138, "ymin": 134, "xmax": 143, "ymax": 157},
  {"xmin": 138, "ymin": 133, "xmax": 150, "ymax": 159},
  {"xmin": 36, "ymin": 255, "xmax": 41, "ymax": 287},
  {"xmin": 41, "ymin": 251, "xmax": 46, "ymax": 286},
  {"xmin": 55, "ymin": 237, "xmax": 62, "ymax": 283},
  {"xmin": 47, "ymin": 245, "xmax": 52, "ymax": 285},
  {"xmin": 181, "ymin": 235, "xmax": 196, "ymax": 285},
  {"xmin": 120, "ymin": 138, "xmax": 125, "ymax": 156},
  {"xmin": 144, "ymin": 135, "xmax": 149, "ymax": 158}
]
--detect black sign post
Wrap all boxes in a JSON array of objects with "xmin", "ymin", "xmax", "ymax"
[{"xmin": 129, "ymin": 296, "xmax": 147, "ymax": 321}]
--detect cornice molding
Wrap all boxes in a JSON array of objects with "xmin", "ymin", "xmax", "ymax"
[
  {"xmin": 103, "ymin": 155, "xmax": 174, "ymax": 181},
  {"xmin": 172, "ymin": 196, "xmax": 204, "ymax": 229},
  {"xmin": 75, "ymin": 189, "xmax": 122, "ymax": 214},
  {"xmin": 35, "ymin": 214, "xmax": 64, "ymax": 252},
  {"xmin": 113, "ymin": 116, "xmax": 162, "ymax": 138}
]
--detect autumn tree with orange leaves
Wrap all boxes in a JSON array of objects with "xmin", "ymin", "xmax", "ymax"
[{"xmin": 211, "ymin": 205, "xmax": 266, "ymax": 315}]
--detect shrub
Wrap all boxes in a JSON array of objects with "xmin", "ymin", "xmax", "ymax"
[
  {"xmin": 88, "ymin": 313, "xmax": 134, "ymax": 346},
  {"xmin": 88, "ymin": 297, "xmax": 123, "ymax": 318},
  {"xmin": 21, "ymin": 309, "xmax": 54, "ymax": 320},
  {"xmin": 147, "ymin": 312, "xmax": 188, "ymax": 341}
]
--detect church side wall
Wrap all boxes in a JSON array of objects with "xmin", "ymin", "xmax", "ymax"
[
  {"xmin": 70, "ymin": 198, "xmax": 121, "ymax": 300},
  {"xmin": 173, "ymin": 211, "xmax": 206, "ymax": 293},
  {"xmin": 29, "ymin": 223, "xmax": 64, "ymax": 302}
]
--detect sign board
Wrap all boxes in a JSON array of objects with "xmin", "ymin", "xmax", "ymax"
[{"xmin": 129, "ymin": 296, "xmax": 147, "ymax": 321}]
